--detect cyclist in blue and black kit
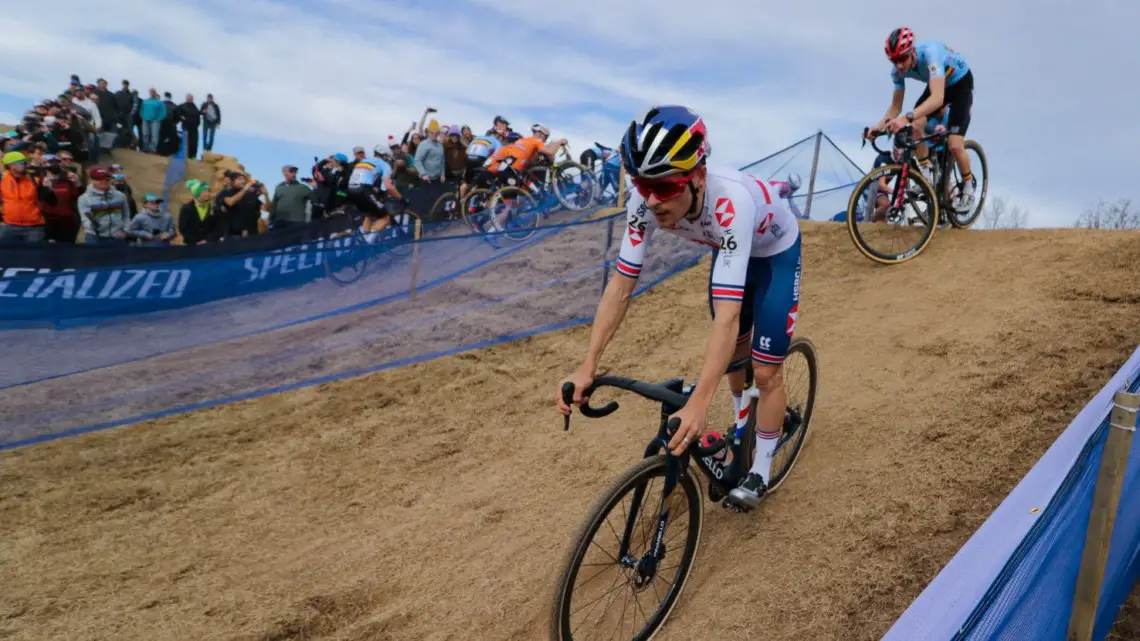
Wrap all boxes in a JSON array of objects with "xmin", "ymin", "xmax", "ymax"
[
  {"xmin": 459, "ymin": 129, "xmax": 504, "ymax": 200},
  {"xmin": 870, "ymin": 26, "xmax": 976, "ymax": 210},
  {"xmin": 346, "ymin": 145, "xmax": 404, "ymax": 234}
]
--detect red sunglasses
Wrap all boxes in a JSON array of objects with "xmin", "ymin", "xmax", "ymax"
[{"xmin": 632, "ymin": 173, "xmax": 693, "ymax": 201}]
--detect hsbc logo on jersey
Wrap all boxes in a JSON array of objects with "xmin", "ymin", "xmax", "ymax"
[
  {"xmin": 756, "ymin": 210, "xmax": 774, "ymax": 235},
  {"xmin": 786, "ymin": 303, "xmax": 798, "ymax": 336},
  {"xmin": 629, "ymin": 228, "xmax": 644, "ymax": 246},
  {"xmin": 714, "ymin": 198, "xmax": 735, "ymax": 227}
]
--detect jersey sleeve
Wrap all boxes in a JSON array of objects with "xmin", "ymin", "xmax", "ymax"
[
  {"xmin": 615, "ymin": 194, "xmax": 654, "ymax": 280},
  {"xmin": 891, "ymin": 67, "xmax": 905, "ymax": 89},
  {"xmin": 708, "ymin": 184, "xmax": 757, "ymax": 304},
  {"xmin": 922, "ymin": 44, "xmax": 946, "ymax": 79}
]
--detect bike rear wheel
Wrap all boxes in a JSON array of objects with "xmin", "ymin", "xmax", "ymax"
[
  {"xmin": 945, "ymin": 140, "xmax": 988, "ymax": 229},
  {"xmin": 766, "ymin": 337, "xmax": 819, "ymax": 492},
  {"xmin": 846, "ymin": 164, "xmax": 939, "ymax": 265},
  {"xmin": 461, "ymin": 188, "xmax": 493, "ymax": 233},
  {"xmin": 550, "ymin": 455, "xmax": 703, "ymax": 641},
  {"xmin": 489, "ymin": 185, "xmax": 541, "ymax": 241},
  {"xmin": 551, "ymin": 161, "xmax": 598, "ymax": 211},
  {"xmin": 430, "ymin": 191, "xmax": 460, "ymax": 232},
  {"xmin": 384, "ymin": 209, "xmax": 420, "ymax": 257}
]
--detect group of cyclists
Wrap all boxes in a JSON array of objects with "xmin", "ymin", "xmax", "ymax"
[
  {"xmin": 556, "ymin": 26, "xmax": 976, "ymax": 510},
  {"xmin": 339, "ymin": 114, "xmax": 572, "ymax": 235}
]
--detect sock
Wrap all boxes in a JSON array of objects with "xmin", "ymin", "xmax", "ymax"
[
  {"xmin": 732, "ymin": 392, "xmax": 749, "ymax": 441},
  {"xmin": 749, "ymin": 426, "xmax": 781, "ymax": 484}
]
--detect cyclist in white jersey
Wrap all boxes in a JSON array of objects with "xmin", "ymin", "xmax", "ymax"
[{"xmin": 556, "ymin": 105, "xmax": 803, "ymax": 510}]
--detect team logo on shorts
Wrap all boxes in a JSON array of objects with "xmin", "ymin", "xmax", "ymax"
[
  {"xmin": 786, "ymin": 303, "xmax": 798, "ymax": 336},
  {"xmin": 714, "ymin": 198, "xmax": 735, "ymax": 227}
]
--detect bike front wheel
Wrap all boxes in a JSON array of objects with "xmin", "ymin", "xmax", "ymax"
[
  {"xmin": 429, "ymin": 191, "xmax": 459, "ymax": 233},
  {"xmin": 550, "ymin": 455, "xmax": 703, "ymax": 641},
  {"xmin": 845, "ymin": 164, "xmax": 939, "ymax": 265}
]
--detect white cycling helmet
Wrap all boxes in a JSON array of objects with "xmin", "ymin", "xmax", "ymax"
[
  {"xmin": 531, "ymin": 123, "xmax": 550, "ymax": 138},
  {"xmin": 786, "ymin": 172, "xmax": 802, "ymax": 192},
  {"xmin": 373, "ymin": 144, "xmax": 390, "ymax": 157}
]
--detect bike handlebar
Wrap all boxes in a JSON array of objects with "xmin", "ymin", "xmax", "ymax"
[
  {"xmin": 863, "ymin": 125, "xmax": 950, "ymax": 156},
  {"xmin": 559, "ymin": 378, "xmax": 723, "ymax": 456}
]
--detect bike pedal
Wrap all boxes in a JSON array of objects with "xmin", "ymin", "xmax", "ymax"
[{"xmin": 721, "ymin": 498, "xmax": 750, "ymax": 514}]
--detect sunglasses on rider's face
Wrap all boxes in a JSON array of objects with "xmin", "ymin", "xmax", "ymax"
[{"xmin": 632, "ymin": 173, "xmax": 692, "ymax": 202}]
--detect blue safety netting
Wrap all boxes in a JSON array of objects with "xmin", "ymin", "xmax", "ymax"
[
  {"xmin": 0, "ymin": 207, "xmax": 709, "ymax": 449},
  {"xmin": 885, "ymin": 350, "xmax": 1140, "ymax": 641}
]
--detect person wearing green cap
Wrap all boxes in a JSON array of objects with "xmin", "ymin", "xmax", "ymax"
[
  {"xmin": 178, "ymin": 180, "xmax": 220, "ymax": 245},
  {"xmin": 127, "ymin": 194, "xmax": 175, "ymax": 245},
  {"xmin": 0, "ymin": 151, "xmax": 56, "ymax": 244}
]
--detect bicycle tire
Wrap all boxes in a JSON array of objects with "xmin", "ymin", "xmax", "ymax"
[
  {"xmin": 386, "ymin": 210, "xmax": 420, "ymax": 257},
  {"xmin": 551, "ymin": 161, "xmax": 597, "ymax": 212},
  {"xmin": 766, "ymin": 337, "xmax": 819, "ymax": 493},
  {"xmin": 490, "ymin": 185, "xmax": 540, "ymax": 241},
  {"xmin": 430, "ymin": 191, "xmax": 459, "ymax": 232},
  {"xmin": 845, "ymin": 164, "xmax": 939, "ymax": 265},
  {"xmin": 946, "ymin": 140, "xmax": 988, "ymax": 229},
  {"xmin": 461, "ymin": 188, "xmax": 493, "ymax": 233},
  {"xmin": 550, "ymin": 455, "xmax": 703, "ymax": 641},
  {"xmin": 323, "ymin": 225, "xmax": 370, "ymax": 285}
]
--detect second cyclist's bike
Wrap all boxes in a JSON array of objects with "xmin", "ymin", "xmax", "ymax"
[
  {"xmin": 550, "ymin": 338, "xmax": 819, "ymax": 640},
  {"xmin": 845, "ymin": 127, "xmax": 988, "ymax": 265}
]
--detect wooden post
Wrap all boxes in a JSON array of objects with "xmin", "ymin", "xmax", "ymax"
[
  {"xmin": 803, "ymin": 129, "xmax": 823, "ymax": 220},
  {"xmin": 1066, "ymin": 390, "xmax": 1138, "ymax": 641},
  {"xmin": 409, "ymin": 216, "xmax": 423, "ymax": 300}
]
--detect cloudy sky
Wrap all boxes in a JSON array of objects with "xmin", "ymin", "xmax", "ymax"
[{"xmin": 1, "ymin": 0, "xmax": 1135, "ymax": 227}]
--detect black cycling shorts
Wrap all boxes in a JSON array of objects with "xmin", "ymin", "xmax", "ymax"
[
  {"xmin": 464, "ymin": 157, "xmax": 488, "ymax": 185},
  {"xmin": 347, "ymin": 187, "xmax": 389, "ymax": 219},
  {"xmin": 915, "ymin": 69, "xmax": 973, "ymax": 136}
]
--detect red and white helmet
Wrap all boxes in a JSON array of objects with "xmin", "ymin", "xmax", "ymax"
[{"xmin": 885, "ymin": 27, "xmax": 915, "ymax": 59}]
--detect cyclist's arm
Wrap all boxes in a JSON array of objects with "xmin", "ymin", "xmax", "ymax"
[
  {"xmin": 540, "ymin": 139, "xmax": 567, "ymax": 158},
  {"xmin": 881, "ymin": 85, "xmax": 905, "ymax": 123},
  {"xmin": 913, "ymin": 75, "xmax": 945, "ymax": 120},
  {"xmin": 581, "ymin": 201, "xmax": 652, "ymax": 374},
  {"xmin": 381, "ymin": 174, "xmax": 401, "ymax": 200}
]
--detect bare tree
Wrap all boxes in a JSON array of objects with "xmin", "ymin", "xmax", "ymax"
[
  {"xmin": 979, "ymin": 196, "xmax": 1028, "ymax": 229},
  {"xmin": 1075, "ymin": 198, "xmax": 1140, "ymax": 229}
]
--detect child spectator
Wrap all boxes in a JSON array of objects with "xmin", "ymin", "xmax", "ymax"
[{"xmin": 127, "ymin": 194, "xmax": 175, "ymax": 245}]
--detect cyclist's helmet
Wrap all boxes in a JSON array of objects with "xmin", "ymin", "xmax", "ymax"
[
  {"xmin": 373, "ymin": 144, "xmax": 388, "ymax": 156},
  {"xmin": 505, "ymin": 131, "xmax": 522, "ymax": 143},
  {"xmin": 620, "ymin": 105, "xmax": 708, "ymax": 180},
  {"xmin": 885, "ymin": 27, "xmax": 915, "ymax": 59},
  {"xmin": 531, "ymin": 123, "xmax": 550, "ymax": 139},
  {"xmin": 787, "ymin": 172, "xmax": 802, "ymax": 192}
]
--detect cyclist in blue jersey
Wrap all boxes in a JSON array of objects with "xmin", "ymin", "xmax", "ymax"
[
  {"xmin": 870, "ymin": 26, "xmax": 976, "ymax": 210},
  {"xmin": 460, "ymin": 130, "xmax": 505, "ymax": 200},
  {"xmin": 346, "ymin": 145, "xmax": 404, "ymax": 233}
]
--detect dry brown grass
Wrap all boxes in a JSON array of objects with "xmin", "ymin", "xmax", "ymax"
[{"xmin": 0, "ymin": 222, "xmax": 1138, "ymax": 640}]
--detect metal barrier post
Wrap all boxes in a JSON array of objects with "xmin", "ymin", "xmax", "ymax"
[
  {"xmin": 1066, "ymin": 390, "xmax": 1139, "ymax": 641},
  {"xmin": 409, "ymin": 216, "xmax": 423, "ymax": 300},
  {"xmin": 803, "ymin": 129, "xmax": 823, "ymax": 219}
]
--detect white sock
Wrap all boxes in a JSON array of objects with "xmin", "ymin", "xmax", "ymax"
[{"xmin": 749, "ymin": 426, "xmax": 781, "ymax": 484}]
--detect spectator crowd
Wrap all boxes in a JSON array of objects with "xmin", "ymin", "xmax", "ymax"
[{"xmin": 0, "ymin": 74, "xmax": 553, "ymax": 248}]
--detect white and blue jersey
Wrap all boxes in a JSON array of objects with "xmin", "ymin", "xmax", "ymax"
[
  {"xmin": 466, "ymin": 136, "xmax": 502, "ymax": 160},
  {"xmin": 617, "ymin": 167, "xmax": 802, "ymax": 364},
  {"xmin": 347, "ymin": 157, "xmax": 392, "ymax": 189},
  {"xmin": 891, "ymin": 40, "xmax": 970, "ymax": 89}
]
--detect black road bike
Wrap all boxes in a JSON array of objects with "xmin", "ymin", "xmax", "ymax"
[
  {"xmin": 549, "ymin": 337, "xmax": 819, "ymax": 640},
  {"xmin": 845, "ymin": 127, "xmax": 989, "ymax": 265}
]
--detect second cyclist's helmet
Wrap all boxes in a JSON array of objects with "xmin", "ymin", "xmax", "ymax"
[
  {"xmin": 620, "ymin": 105, "xmax": 708, "ymax": 180},
  {"xmin": 885, "ymin": 27, "xmax": 915, "ymax": 59}
]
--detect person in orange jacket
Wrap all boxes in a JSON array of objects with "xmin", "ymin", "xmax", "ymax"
[{"xmin": 0, "ymin": 151, "xmax": 56, "ymax": 244}]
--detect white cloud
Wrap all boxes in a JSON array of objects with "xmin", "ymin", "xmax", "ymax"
[{"xmin": 3, "ymin": 0, "xmax": 1134, "ymax": 227}]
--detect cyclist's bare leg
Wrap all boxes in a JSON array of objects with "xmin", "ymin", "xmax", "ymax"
[
  {"xmin": 948, "ymin": 134, "xmax": 972, "ymax": 176},
  {"xmin": 910, "ymin": 117, "xmax": 930, "ymax": 161},
  {"xmin": 372, "ymin": 214, "xmax": 391, "ymax": 233},
  {"xmin": 459, "ymin": 182, "xmax": 469, "ymax": 200}
]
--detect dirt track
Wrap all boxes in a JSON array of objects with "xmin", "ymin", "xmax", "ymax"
[{"xmin": 1, "ymin": 223, "xmax": 1139, "ymax": 641}]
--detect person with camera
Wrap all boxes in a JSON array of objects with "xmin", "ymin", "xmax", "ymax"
[
  {"xmin": 0, "ymin": 151, "xmax": 56, "ymax": 244},
  {"xmin": 39, "ymin": 155, "xmax": 82, "ymax": 243},
  {"xmin": 220, "ymin": 172, "xmax": 267, "ymax": 237}
]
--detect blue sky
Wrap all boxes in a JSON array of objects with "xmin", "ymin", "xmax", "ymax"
[{"xmin": 2, "ymin": 0, "xmax": 1137, "ymax": 227}]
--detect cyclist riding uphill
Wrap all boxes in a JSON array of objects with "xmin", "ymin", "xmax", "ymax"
[
  {"xmin": 555, "ymin": 105, "xmax": 802, "ymax": 511},
  {"xmin": 486, "ymin": 123, "xmax": 568, "ymax": 177},
  {"xmin": 459, "ymin": 128, "xmax": 505, "ymax": 200},
  {"xmin": 869, "ymin": 27, "xmax": 976, "ymax": 210},
  {"xmin": 346, "ymin": 145, "xmax": 404, "ymax": 235}
]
